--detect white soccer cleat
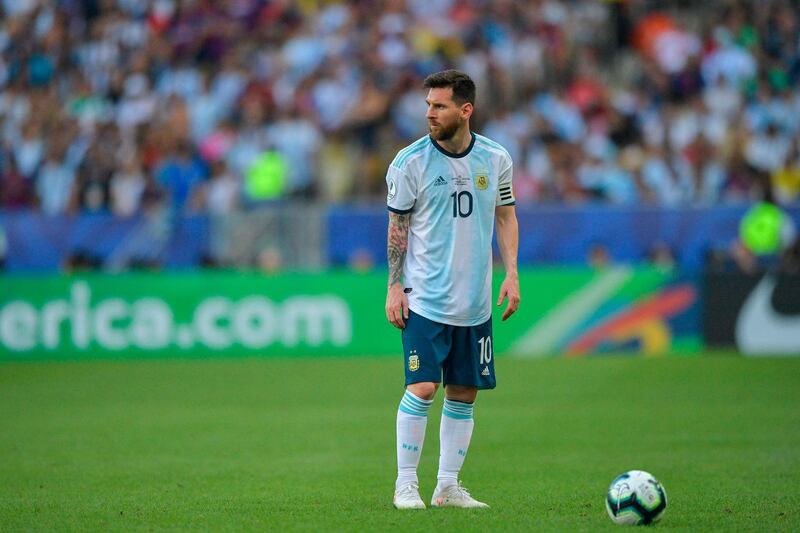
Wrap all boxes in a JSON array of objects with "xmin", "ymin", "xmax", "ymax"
[
  {"xmin": 393, "ymin": 483, "xmax": 426, "ymax": 510},
  {"xmin": 430, "ymin": 482, "xmax": 490, "ymax": 508}
]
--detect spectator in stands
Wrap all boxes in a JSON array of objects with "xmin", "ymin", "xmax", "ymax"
[
  {"xmin": 0, "ymin": 0, "xmax": 798, "ymax": 213},
  {"xmin": 110, "ymin": 154, "xmax": 146, "ymax": 218},
  {"xmin": 588, "ymin": 242, "xmax": 612, "ymax": 269},
  {"xmin": 0, "ymin": 155, "xmax": 33, "ymax": 209},
  {"xmin": 154, "ymin": 141, "xmax": 208, "ymax": 213},
  {"xmin": 13, "ymin": 119, "xmax": 44, "ymax": 180},
  {"xmin": 265, "ymin": 104, "xmax": 322, "ymax": 198},
  {"xmin": 771, "ymin": 142, "xmax": 800, "ymax": 204},
  {"xmin": 36, "ymin": 142, "xmax": 76, "ymax": 216},
  {"xmin": 203, "ymin": 160, "xmax": 241, "ymax": 215},
  {"xmin": 731, "ymin": 185, "xmax": 798, "ymax": 273},
  {"xmin": 256, "ymin": 246, "xmax": 283, "ymax": 274},
  {"xmin": 648, "ymin": 241, "xmax": 678, "ymax": 272},
  {"xmin": 244, "ymin": 148, "xmax": 287, "ymax": 203},
  {"xmin": 348, "ymin": 248, "xmax": 376, "ymax": 273},
  {"xmin": 72, "ymin": 137, "xmax": 113, "ymax": 213},
  {"xmin": 63, "ymin": 249, "xmax": 103, "ymax": 273}
]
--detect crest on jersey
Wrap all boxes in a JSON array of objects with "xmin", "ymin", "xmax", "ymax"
[
  {"xmin": 408, "ymin": 350, "xmax": 420, "ymax": 372},
  {"xmin": 475, "ymin": 174, "xmax": 488, "ymax": 190},
  {"xmin": 388, "ymin": 179, "xmax": 396, "ymax": 200}
]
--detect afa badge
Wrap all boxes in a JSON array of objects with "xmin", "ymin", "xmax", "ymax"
[
  {"xmin": 408, "ymin": 350, "xmax": 420, "ymax": 372},
  {"xmin": 475, "ymin": 174, "xmax": 488, "ymax": 190}
]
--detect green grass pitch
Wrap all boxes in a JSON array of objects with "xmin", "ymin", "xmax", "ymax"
[{"xmin": 1, "ymin": 354, "xmax": 798, "ymax": 531}]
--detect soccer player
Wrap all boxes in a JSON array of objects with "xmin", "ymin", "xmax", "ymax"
[{"xmin": 385, "ymin": 70, "xmax": 520, "ymax": 509}]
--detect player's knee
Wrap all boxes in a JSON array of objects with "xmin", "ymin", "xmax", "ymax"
[
  {"xmin": 445, "ymin": 385, "xmax": 478, "ymax": 403},
  {"xmin": 406, "ymin": 382, "xmax": 438, "ymax": 400}
]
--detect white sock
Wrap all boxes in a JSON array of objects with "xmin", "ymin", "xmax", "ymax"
[
  {"xmin": 436, "ymin": 398, "xmax": 474, "ymax": 489},
  {"xmin": 396, "ymin": 390, "xmax": 433, "ymax": 489}
]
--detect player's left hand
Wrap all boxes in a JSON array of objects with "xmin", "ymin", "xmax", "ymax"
[{"xmin": 497, "ymin": 275, "xmax": 520, "ymax": 321}]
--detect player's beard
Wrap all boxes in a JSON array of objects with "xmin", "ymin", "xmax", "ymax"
[{"xmin": 429, "ymin": 118, "xmax": 461, "ymax": 142}]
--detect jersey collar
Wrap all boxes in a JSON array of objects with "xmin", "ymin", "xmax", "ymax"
[{"xmin": 429, "ymin": 132, "xmax": 476, "ymax": 159}]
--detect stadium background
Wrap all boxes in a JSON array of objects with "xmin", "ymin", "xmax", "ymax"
[
  {"xmin": 1, "ymin": 0, "xmax": 799, "ymax": 530},
  {"xmin": 2, "ymin": 0, "xmax": 799, "ymax": 359}
]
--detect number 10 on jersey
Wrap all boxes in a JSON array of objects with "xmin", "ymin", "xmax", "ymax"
[
  {"xmin": 478, "ymin": 336, "xmax": 492, "ymax": 364},
  {"xmin": 451, "ymin": 191, "xmax": 473, "ymax": 218}
]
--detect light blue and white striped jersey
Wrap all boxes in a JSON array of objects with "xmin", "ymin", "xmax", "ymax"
[{"xmin": 386, "ymin": 132, "xmax": 515, "ymax": 326}]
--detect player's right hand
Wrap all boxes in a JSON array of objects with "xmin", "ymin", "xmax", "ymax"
[{"xmin": 386, "ymin": 284, "xmax": 409, "ymax": 329}]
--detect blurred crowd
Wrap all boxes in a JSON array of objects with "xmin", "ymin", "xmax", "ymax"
[{"xmin": 1, "ymin": 0, "xmax": 800, "ymax": 217}]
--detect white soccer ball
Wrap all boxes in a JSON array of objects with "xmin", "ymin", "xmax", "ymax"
[{"xmin": 605, "ymin": 470, "xmax": 667, "ymax": 525}]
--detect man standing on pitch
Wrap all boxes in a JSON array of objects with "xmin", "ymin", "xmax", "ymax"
[{"xmin": 385, "ymin": 70, "xmax": 520, "ymax": 509}]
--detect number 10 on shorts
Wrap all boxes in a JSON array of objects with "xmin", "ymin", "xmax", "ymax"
[{"xmin": 478, "ymin": 336, "xmax": 492, "ymax": 364}]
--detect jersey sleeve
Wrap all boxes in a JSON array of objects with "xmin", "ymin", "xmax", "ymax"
[
  {"xmin": 386, "ymin": 164, "xmax": 417, "ymax": 214},
  {"xmin": 496, "ymin": 154, "xmax": 515, "ymax": 206}
]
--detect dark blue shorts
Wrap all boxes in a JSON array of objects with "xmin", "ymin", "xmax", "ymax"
[{"xmin": 401, "ymin": 310, "xmax": 496, "ymax": 390}]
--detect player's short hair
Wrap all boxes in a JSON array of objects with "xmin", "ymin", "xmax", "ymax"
[{"xmin": 423, "ymin": 70, "xmax": 475, "ymax": 106}]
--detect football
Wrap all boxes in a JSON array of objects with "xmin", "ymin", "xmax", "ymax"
[{"xmin": 605, "ymin": 470, "xmax": 667, "ymax": 525}]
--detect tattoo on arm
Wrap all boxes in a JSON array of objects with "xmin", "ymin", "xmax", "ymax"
[{"xmin": 387, "ymin": 213, "xmax": 410, "ymax": 285}]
